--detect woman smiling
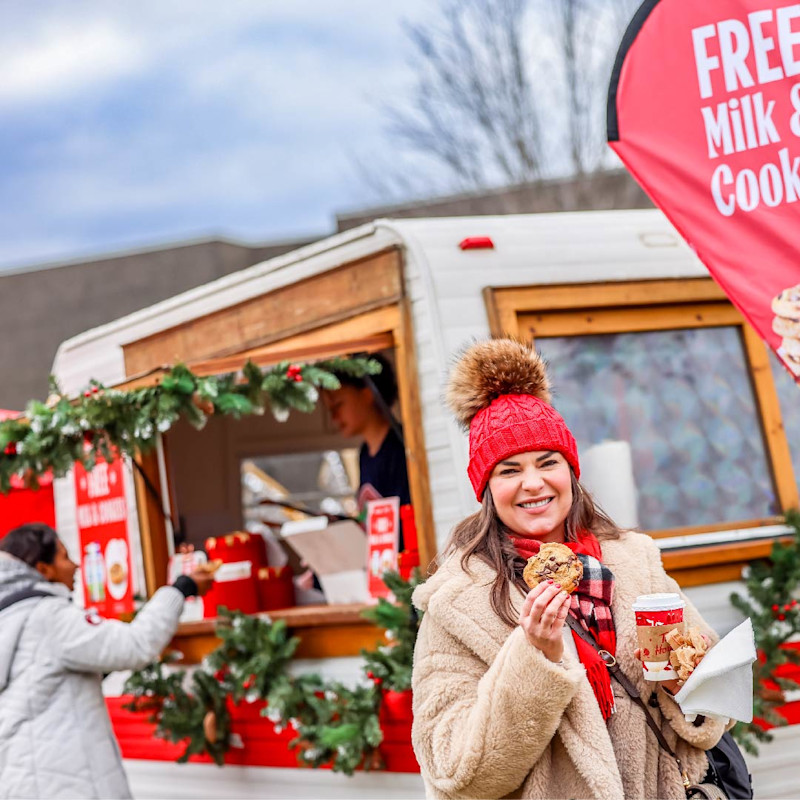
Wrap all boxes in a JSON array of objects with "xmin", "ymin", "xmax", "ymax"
[{"xmin": 410, "ymin": 338, "xmax": 726, "ymax": 800}]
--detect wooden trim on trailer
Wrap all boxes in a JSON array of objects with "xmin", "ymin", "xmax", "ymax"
[
  {"xmin": 741, "ymin": 324, "xmax": 800, "ymax": 511},
  {"xmin": 122, "ymin": 248, "xmax": 403, "ymax": 375},
  {"xmin": 482, "ymin": 287, "xmax": 521, "ymax": 338},
  {"xmin": 189, "ymin": 325, "xmax": 397, "ymax": 377},
  {"xmin": 667, "ymin": 562, "xmax": 750, "ymax": 588},
  {"xmin": 664, "ymin": 536, "xmax": 794, "ymax": 587},
  {"xmin": 661, "ymin": 537, "xmax": 793, "ymax": 570},
  {"xmin": 170, "ymin": 605, "xmax": 386, "ymax": 662},
  {"xmin": 110, "ymin": 314, "xmax": 399, "ymax": 393},
  {"xmin": 484, "ymin": 279, "xmax": 728, "ymax": 334},
  {"xmin": 394, "ymin": 298, "xmax": 436, "ymax": 573},
  {"xmin": 646, "ymin": 517, "xmax": 784, "ymax": 539},
  {"xmin": 517, "ymin": 302, "xmax": 742, "ymax": 338},
  {"xmin": 132, "ymin": 448, "xmax": 172, "ymax": 597}
]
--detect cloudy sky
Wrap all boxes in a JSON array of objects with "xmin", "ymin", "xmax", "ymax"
[{"xmin": 0, "ymin": 1, "xmax": 433, "ymax": 271}]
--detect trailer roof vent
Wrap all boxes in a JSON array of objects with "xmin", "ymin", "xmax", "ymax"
[{"xmin": 459, "ymin": 236, "xmax": 494, "ymax": 250}]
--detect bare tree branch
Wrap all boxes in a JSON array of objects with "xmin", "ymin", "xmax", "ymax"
[{"xmin": 360, "ymin": 0, "xmax": 641, "ymax": 201}]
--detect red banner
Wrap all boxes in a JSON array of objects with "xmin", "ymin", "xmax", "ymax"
[
  {"xmin": 366, "ymin": 496, "xmax": 400, "ymax": 600},
  {"xmin": 74, "ymin": 456, "xmax": 134, "ymax": 618},
  {"xmin": 609, "ymin": 0, "xmax": 800, "ymax": 380}
]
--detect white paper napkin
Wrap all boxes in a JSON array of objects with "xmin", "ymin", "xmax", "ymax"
[{"xmin": 673, "ymin": 618, "xmax": 756, "ymax": 723}]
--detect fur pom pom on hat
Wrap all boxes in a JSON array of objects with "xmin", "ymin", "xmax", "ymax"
[{"xmin": 446, "ymin": 339, "xmax": 579, "ymax": 500}]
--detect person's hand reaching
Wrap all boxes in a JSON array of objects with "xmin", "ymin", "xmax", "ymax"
[{"xmin": 188, "ymin": 566, "xmax": 215, "ymax": 596}]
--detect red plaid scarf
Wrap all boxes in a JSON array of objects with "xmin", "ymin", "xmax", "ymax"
[{"xmin": 510, "ymin": 530, "xmax": 617, "ymax": 720}]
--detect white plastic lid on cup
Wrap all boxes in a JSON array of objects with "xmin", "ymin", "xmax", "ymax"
[{"xmin": 632, "ymin": 592, "xmax": 684, "ymax": 612}]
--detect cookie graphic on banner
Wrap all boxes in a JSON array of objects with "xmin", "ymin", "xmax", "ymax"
[{"xmin": 772, "ymin": 285, "xmax": 800, "ymax": 376}]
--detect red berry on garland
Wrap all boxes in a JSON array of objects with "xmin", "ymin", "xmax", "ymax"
[
  {"xmin": 373, "ymin": 678, "xmax": 383, "ymax": 686},
  {"xmin": 214, "ymin": 668, "xmax": 227, "ymax": 681},
  {"xmin": 366, "ymin": 671, "xmax": 374, "ymax": 680},
  {"xmin": 84, "ymin": 390, "xmax": 92, "ymax": 398},
  {"xmin": 4, "ymin": 442, "xmax": 16, "ymax": 456},
  {"xmin": 91, "ymin": 386, "xmax": 100, "ymax": 394},
  {"xmin": 778, "ymin": 614, "xmax": 787, "ymax": 621},
  {"xmin": 772, "ymin": 605, "xmax": 780, "ymax": 612},
  {"xmin": 286, "ymin": 364, "xmax": 303, "ymax": 382},
  {"xmin": 243, "ymin": 673, "xmax": 257, "ymax": 689}
]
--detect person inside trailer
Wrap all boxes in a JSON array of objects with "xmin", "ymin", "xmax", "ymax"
[{"xmin": 322, "ymin": 353, "xmax": 411, "ymax": 548}]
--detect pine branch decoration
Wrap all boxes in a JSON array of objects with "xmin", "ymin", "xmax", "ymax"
[
  {"xmin": 361, "ymin": 569, "xmax": 425, "ymax": 691},
  {"xmin": 121, "ymin": 569, "xmax": 422, "ymax": 774},
  {"xmin": 730, "ymin": 509, "xmax": 800, "ymax": 755},
  {"xmin": 0, "ymin": 356, "xmax": 381, "ymax": 492}
]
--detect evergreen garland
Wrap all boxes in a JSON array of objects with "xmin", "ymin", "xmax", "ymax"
[
  {"xmin": 730, "ymin": 509, "xmax": 800, "ymax": 755},
  {"xmin": 122, "ymin": 570, "xmax": 425, "ymax": 774},
  {"xmin": 206, "ymin": 611, "xmax": 301, "ymax": 704},
  {"xmin": 361, "ymin": 569, "xmax": 423, "ymax": 691},
  {"xmin": 266, "ymin": 675, "xmax": 384, "ymax": 774},
  {"xmin": 123, "ymin": 653, "xmax": 231, "ymax": 765},
  {"xmin": 0, "ymin": 356, "xmax": 381, "ymax": 492}
]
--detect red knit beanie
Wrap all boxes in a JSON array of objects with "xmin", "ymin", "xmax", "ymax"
[{"xmin": 446, "ymin": 339, "xmax": 580, "ymax": 500}]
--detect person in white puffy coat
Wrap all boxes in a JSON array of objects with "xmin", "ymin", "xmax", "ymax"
[{"xmin": 0, "ymin": 523, "xmax": 213, "ymax": 800}]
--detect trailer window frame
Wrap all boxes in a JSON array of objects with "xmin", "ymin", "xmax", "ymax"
[{"xmin": 484, "ymin": 278, "xmax": 798, "ymax": 586}]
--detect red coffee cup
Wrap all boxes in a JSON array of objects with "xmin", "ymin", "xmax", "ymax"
[{"xmin": 632, "ymin": 593, "xmax": 685, "ymax": 681}]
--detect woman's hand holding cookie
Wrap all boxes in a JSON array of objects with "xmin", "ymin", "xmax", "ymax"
[{"xmin": 519, "ymin": 580, "xmax": 571, "ymax": 663}]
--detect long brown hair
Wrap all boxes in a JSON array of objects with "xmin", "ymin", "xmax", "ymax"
[{"xmin": 440, "ymin": 471, "xmax": 622, "ymax": 627}]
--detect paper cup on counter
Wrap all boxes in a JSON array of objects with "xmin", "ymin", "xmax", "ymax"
[{"xmin": 632, "ymin": 593, "xmax": 685, "ymax": 681}]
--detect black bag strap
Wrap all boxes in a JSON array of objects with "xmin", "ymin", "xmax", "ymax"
[
  {"xmin": 565, "ymin": 615, "xmax": 690, "ymax": 786},
  {"xmin": 0, "ymin": 587, "xmax": 51, "ymax": 614}
]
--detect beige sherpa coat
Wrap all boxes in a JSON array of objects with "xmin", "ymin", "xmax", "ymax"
[{"xmin": 411, "ymin": 531, "xmax": 726, "ymax": 800}]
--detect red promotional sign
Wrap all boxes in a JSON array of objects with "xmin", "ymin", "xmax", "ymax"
[
  {"xmin": 74, "ymin": 456, "xmax": 134, "ymax": 618},
  {"xmin": 366, "ymin": 496, "xmax": 400, "ymax": 600},
  {"xmin": 609, "ymin": 0, "xmax": 800, "ymax": 380}
]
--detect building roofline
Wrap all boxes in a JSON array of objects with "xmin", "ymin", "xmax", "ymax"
[
  {"xmin": 0, "ymin": 231, "xmax": 322, "ymax": 279},
  {"xmin": 335, "ymin": 169, "xmax": 633, "ymax": 223}
]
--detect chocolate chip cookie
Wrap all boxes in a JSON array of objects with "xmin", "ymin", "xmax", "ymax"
[
  {"xmin": 771, "ymin": 284, "xmax": 800, "ymax": 320},
  {"xmin": 522, "ymin": 542, "xmax": 583, "ymax": 593}
]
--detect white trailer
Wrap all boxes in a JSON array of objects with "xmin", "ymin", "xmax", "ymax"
[{"xmin": 52, "ymin": 210, "xmax": 800, "ymax": 798}]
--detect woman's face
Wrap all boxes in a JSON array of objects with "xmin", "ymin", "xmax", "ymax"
[
  {"xmin": 36, "ymin": 539, "xmax": 78, "ymax": 591},
  {"xmin": 487, "ymin": 450, "xmax": 573, "ymax": 543}
]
